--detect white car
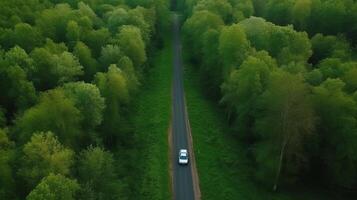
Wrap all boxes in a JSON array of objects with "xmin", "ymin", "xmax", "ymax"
[{"xmin": 178, "ymin": 149, "xmax": 189, "ymax": 165}]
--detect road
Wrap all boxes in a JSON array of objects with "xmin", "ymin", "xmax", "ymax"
[{"xmin": 171, "ymin": 14, "xmax": 196, "ymax": 200}]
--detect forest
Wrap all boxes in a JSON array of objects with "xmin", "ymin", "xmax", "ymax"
[
  {"xmin": 1, "ymin": 0, "xmax": 357, "ymax": 199},
  {"xmin": 0, "ymin": 0, "xmax": 170, "ymax": 199},
  {"xmin": 181, "ymin": 0, "xmax": 357, "ymax": 193}
]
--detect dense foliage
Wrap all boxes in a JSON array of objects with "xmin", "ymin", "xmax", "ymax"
[
  {"xmin": 182, "ymin": 0, "xmax": 357, "ymax": 192},
  {"xmin": 0, "ymin": 0, "xmax": 169, "ymax": 199}
]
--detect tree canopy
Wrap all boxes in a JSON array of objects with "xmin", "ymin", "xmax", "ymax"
[{"xmin": 183, "ymin": 0, "xmax": 357, "ymax": 191}]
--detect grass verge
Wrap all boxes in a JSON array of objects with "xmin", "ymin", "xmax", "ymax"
[
  {"xmin": 132, "ymin": 38, "xmax": 172, "ymax": 200},
  {"xmin": 183, "ymin": 65, "xmax": 347, "ymax": 200}
]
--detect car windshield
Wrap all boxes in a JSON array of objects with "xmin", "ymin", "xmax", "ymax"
[{"xmin": 180, "ymin": 154, "xmax": 187, "ymax": 159}]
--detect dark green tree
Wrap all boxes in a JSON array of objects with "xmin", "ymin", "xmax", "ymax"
[
  {"xmin": 312, "ymin": 78, "xmax": 357, "ymax": 188},
  {"xmin": 0, "ymin": 129, "xmax": 16, "ymax": 199},
  {"xmin": 255, "ymin": 71, "xmax": 315, "ymax": 190},
  {"xmin": 221, "ymin": 51, "xmax": 277, "ymax": 139},
  {"xmin": 78, "ymin": 146, "xmax": 124, "ymax": 200},
  {"xmin": 63, "ymin": 82, "xmax": 105, "ymax": 129}
]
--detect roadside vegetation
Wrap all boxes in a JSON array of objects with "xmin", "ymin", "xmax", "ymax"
[
  {"xmin": 133, "ymin": 38, "xmax": 173, "ymax": 200},
  {"xmin": 181, "ymin": 0, "xmax": 357, "ymax": 197},
  {"xmin": 0, "ymin": 0, "xmax": 170, "ymax": 199}
]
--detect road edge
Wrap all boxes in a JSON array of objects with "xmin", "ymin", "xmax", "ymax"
[
  {"xmin": 184, "ymin": 94, "xmax": 202, "ymax": 200},
  {"xmin": 168, "ymin": 120, "xmax": 174, "ymax": 200}
]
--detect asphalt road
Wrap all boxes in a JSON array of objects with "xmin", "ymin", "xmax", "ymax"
[{"xmin": 171, "ymin": 14, "xmax": 195, "ymax": 200}]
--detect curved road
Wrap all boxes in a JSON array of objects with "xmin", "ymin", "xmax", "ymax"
[{"xmin": 171, "ymin": 14, "xmax": 196, "ymax": 200}]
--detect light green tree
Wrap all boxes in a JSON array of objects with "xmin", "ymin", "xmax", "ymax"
[
  {"xmin": 219, "ymin": 24, "xmax": 251, "ymax": 76},
  {"xmin": 73, "ymin": 41, "xmax": 98, "ymax": 81},
  {"xmin": 16, "ymin": 89, "xmax": 82, "ymax": 146},
  {"xmin": 292, "ymin": 0, "xmax": 312, "ymax": 29},
  {"xmin": 183, "ymin": 10, "xmax": 224, "ymax": 61},
  {"xmin": 27, "ymin": 174, "xmax": 79, "ymax": 200},
  {"xmin": 118, "ymin": 56, "xmax": 140, "ymax": 95},
  {"xmin": 94, "ymin": 65, "xmax": 129, "ymax": 144},
  {"xmin": 194, "ymin": 0, "xmax": 233, "ymax": 22},
  {"xmin": 118, "ymin": 25, "xmax": 147, "ymax": 68},
  {"xmin": 66, "ymin": 20, "xmax": 80, "ymax": 43},
  {"xmin": 18, "ymin": 132, "xmax": 75, "ymax": 189}
]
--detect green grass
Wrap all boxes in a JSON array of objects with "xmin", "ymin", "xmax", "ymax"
[
  {"xmin": 183, "ymin": 65, "xmax": 348, "ymax": 200},
  {"xmin": 131, "ymin": 38, "xmax": 173, "ymax": 200}
]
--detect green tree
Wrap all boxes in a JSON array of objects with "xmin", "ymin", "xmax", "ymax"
[
  {"xmin": 118, "ymin": 56, "xmax": 140, "ymax": 95},
  {"xmin": 252, "ymin": 0, "xmax": 267, "ymax": 16},
  {"xmin": 78, "ymin": 146, "xmax": 123, "ymax": 200},
  {"xmin": 317, "ymin": 58, "xmax": 344, "ymax": 80},
  {"xmin": 106, "ymin": 8, "xmax": 128, "ymax": 32},
  {"xmin": 219, "ymin": 24, "xmax": 251, "ymax": 76},
  {"xmin": 305, "ymin": 69, "xmax": 323, "ymax": 86},
  {"xmin": 264, "ymin": 0, "xmax": 294, "ymax": 25},
  {"xmin": 198, "ymin": 28, "xmax": 222, "ymax": 96},
  {"xmin": 36, "ymin": 4, "xmax": 75, "ymax": 42},
  {"xmin": 255, "ymin": 71, "xmax": 315, "ymax": 190},
  {"xmin": 292, "ymin": 0, "xmax": 312, "ymax": 30},
  {"xmin": 4, "ymin": 46, "xmax": 34, "ymax": 76},
  {"xmin": 18, "ymin": 132, "xmax": 75, "ymax": 189},
  {"xmin": 99, "ymin": 44, "xmax": 122, "ymax": 70},
  {"xmin": 183, "ymin": 10, "xmax": 224, "ymax": 61},
  {"xmin": 16, "ymin": 89, "xmax": 82, "ymax": 146},
  {"xmin": 313, "ymin": 78, "xmax": 357, "ymax": 188},
  {"xmin": 230, "ymin": 0, "xmax": 254, "ymax": 20},
  {"xmin": 239, "ymin": 17, "xmax": 271, "ymax": 53},
  {"xmin": 1, "ymin": 23, "xmax": 43, "ymax": 52},
  {"xmin": 117, "ymin": 25, "xmax": 147, "ymax": 68},
  {"xmin": 66, "ymin": 20, "xmax": 80, "ymax": 43},
  {"xmin": 221, "ymin": 51, "xmax": 277, "ymax": 139},
  {"xmin": 73, "ymin": 41, "xmax": 98, "ymax": 81},
  {"xmin": 106, "ymin": 7, "xmax": 151, "ymax": 43},
  {"xmin": 0, "ymin": 129, "xmax": 16, "ymax": 199},
  {"xmin": 0, "ymin": 108, "xmax": 5, "ymax": 127},
  {"xmin": 194, "ymin": 0, "xmax": 233, "ymax": 22},
  {"xmin": 271, "ymin": 27, "xmax": 311, "ymax": 65},
  {"xmin": 31, "ymin": 45, "xmax": 83, "ymax": 90},
  {"xmin": 310, "ymin": 34, "xmax": 352, "ymax": 64},
  {"xmin": 77, "ymin": 2, "xmax": 99, "ymax": 25},
  {"xmin": 81, "ymin": 28, "xmax": 110, "ymax": 57},
  {"xmin": 239, "ymin": 17, "xmax": 312, "ymax": 65},
  {"xmin": 128, "ymin": 7, "xmax": 154, "ymax": 43},
  {"xmin": 342, "ymin": 62, "xmax": 357, "ymax": 93},
  {"xmin": 27, "ymin": 174, "xmax": 79, "ymax": 200},
  {"xmin": 94, "ymin": 65, "xmax": 129, "ymax": 145},
  {"xmin": 309, "ymin": 0, "xmax": 350, "ymax": 36},
  {"xmin": 63, "ymin": 82, "xmax": 105, "ymax": 131},
  {"xmin": 0, "ymin": 52, "xmax": 37, "ymax": 113}
]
